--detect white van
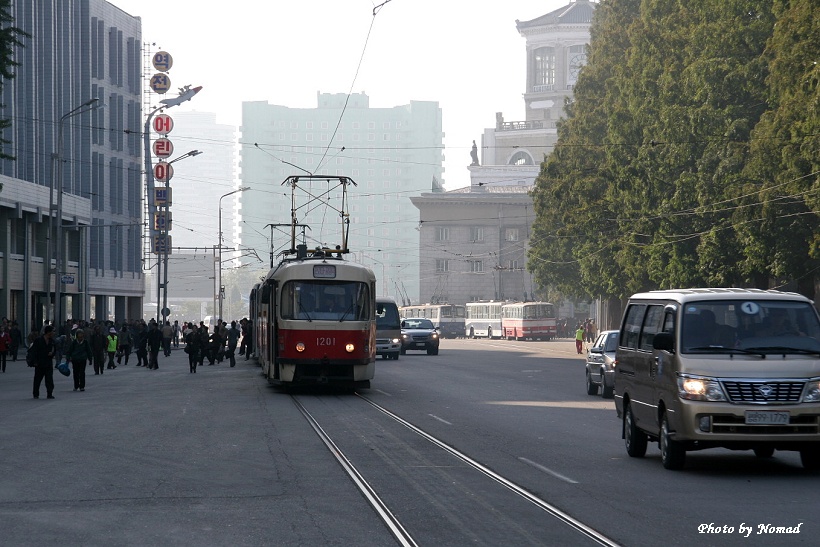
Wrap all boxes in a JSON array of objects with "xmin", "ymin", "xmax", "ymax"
[
  {"xmin": 615, "ymin": 288, "xmax": 820, "ymax": 470},
  {"xmin": 375, "ymin": 298, "xmax": 401, "ymax": 360},
  {"xmin": 203, "ymin": 315, "xmax": 218, "ymax": 331}
]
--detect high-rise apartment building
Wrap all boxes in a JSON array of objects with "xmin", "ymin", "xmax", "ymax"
[
  {"xmin": 0, "ymin": 1, "xmax": 143, "ymax": 332},
  {"xmin": 239, "ymin": 93, "xmax": 443, "ymax": 302}
]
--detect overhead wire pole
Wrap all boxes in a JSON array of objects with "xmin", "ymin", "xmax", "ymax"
[
  {"xmin": 218, "ymin": 187, "xmax": 249, "ymax": 321},
  {"xmin": 50, "ymin": 98, "xmax": 100, "ymax": 327}
]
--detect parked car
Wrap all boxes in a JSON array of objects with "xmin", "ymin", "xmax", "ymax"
[
  {"xmin": 400, "ymin": 318, "xmax": 440, "ymax": 355},
  {"xmin": 585, "ymin": 330, "xmax": 618, "ymax": 398}
]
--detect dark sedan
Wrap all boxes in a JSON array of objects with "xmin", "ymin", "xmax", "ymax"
[{"xmin": 400, "ymin": 318, "xmax": 440, "ymax": 355}]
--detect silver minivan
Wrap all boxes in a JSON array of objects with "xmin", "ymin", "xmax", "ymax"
[{"xmin": 614, "ymin": 288, "xmax": 820, "ymax": 470}]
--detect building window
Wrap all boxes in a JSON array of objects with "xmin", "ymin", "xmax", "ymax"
[
  {"xmin": 533, "ymin": 46, "xmax": 556, "ymax": 90},
  {"xmin": 505, "ymin": 228, "xmax": 519, "ymax": 242},
  {"xmin": 509, "ymin": 260, "xmax": 520, "ymax": 270},
  {"xmin": 470, "ymin": 226, "xmax": 484, "ymax": 242},
  {"xmin": 469, "ymin": 260, "xmax": 484, "ymax": 273},
  {"xmin": 436, "ymin": 227, "xmax": 449, "ymax": 241},
  {"xmin": 436, "ymin": 259, "xmax": 450, "ymax": 273},
  {"xmin": 306, "ymin": 122, "xmax": 313, "ymax": 129}
]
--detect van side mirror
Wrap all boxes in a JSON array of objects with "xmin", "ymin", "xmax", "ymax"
[{"xmin": 653, "ymin": 332, "xmax": 675, "ymax": 352}]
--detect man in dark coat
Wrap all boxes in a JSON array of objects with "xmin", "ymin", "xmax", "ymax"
[
  {"xmin": 32, "ymin": 325, "xmax": 56, "ymax": 399},
  {"xmin": 146, "ymin": 321, "xmax": 163, "ymax": 370}
]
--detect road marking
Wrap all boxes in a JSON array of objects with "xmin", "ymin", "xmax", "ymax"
[
  {"xmin": 428, "ymin": 414, "xmax": 452, "ymax": 425},
  {"xmin": 374, "ymin": 389, "xmax": 392, "ymax": 396},
  {"xmin": 486, "ymin": 400, "xmax": 614, "ymax": 410},
  {"xmin": 519, "ymin": 457, "xmax": 579, "ymax": 484}
]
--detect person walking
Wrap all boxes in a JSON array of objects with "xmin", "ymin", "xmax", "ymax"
[
  {"xmin": 66, "ymin": 328, "xmax": 92, "ymax": 391},
  {"xmin": 106, "ymin": 327, "xmax": 118, "ymax": 369},
  {"xmin": 226, "ymin": 320, "xmax": 240, "ymax": 367},
  {"xmin": 134, "ymin": 322, "xmax": 148, "ymax": 367},
  {"xmin": 0, "ymin": 325, "xmax": 10, "ymax": 372},
  {"xmin": 146, "ymin": 321, "xmax": 163, "ymax": 369},
  {"xmin": 91, "ymin": 324, "xmax": 106, "ymax": 375},
  {"xmin": 198, "ymin": 325, "xmax": 210, "ymax": 368},
  {"xmin": 185, "ymin": 326, "xmax": 202, "ymax": 373},
  {"xmin": 161, "ymin": 321, "xmax": 174, "ymax": 357},
  {"xmin": 575, "ymin": 324, "xmax": 585, "ymax": 355},
  {"xmin": 172, "ymin": 320, "xmax": 181, "ymax": 348},
  {"xmin": 9, "ymin": 320, "xmax": 22, "ymax": 362},
  {"xmin": 117, "ymin": 324, "xmax": 133, "ymax": 366},
  {"xmin": 31, "ymin": 325, "xmax": 56, "ymax": 399}
]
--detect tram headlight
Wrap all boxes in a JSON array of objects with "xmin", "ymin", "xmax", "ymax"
[
  {"xmin": 345, "ymin": 343, "xmax": 355, "ymax": 353},
  {"xmin": 295, "ymin": 342, "xmax": 306, "ymax": 352}
]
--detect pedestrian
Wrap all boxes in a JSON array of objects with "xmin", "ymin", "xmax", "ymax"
[
  {"xmin": 147, "ymin": 321, "xmax": 162, "ymax": 369},
  {"xmin": 106, "ymin": 327, "xmax": 118, "ymax": 369},
  {"xmin": 198, "ymin": 325, "xmax": 211, "ymax": 367},
  {"xmin": 0, "ymin": 324, "xmax": 10, "ymax": 372},
  {"xmin": 226, "ymin": 320, "xmax": 240, "ymax": 367},
  {"xmin": 575, "ymin": 324, "xmax": 585, "ymax": 354},
  {"xmin": 91, "ymin": 324, "xmax": 106, "ymax": 375},
  {"xmin": 134, "ymin": 322, "xmax": 148, "ymax": 366},
  {"xmin": 185, "ymin": 326, "xmax": 202, "ymax": 373},
  {"xmin": 117, "ymin": 324, "xmax": 133, "ymax": 365},
  {"xmin": 172, "ymin": 320, "xmax": 180, "ymax": 348},
  {"xmin": 245, "ymin": 318, "xmax": 253, "ymax": 360},
  {"xmin": 66, "ymin": 328, "xmax": 92, "ymax": 391},
  {"xmin": 31, "ymin": 325, "xmax": 56, "ymax": 399},
  {"xmin": 9, "ymin": 320, "xmax": 22, "ymax": 361},
  {"xmin": 161, "ymin": 321, "xmax": 173, "ymax": 356}
]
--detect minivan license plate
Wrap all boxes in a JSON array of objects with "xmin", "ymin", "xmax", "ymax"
[{"xmin": 745, "ymin": 411, "xmax": 789, "ymax": 425}]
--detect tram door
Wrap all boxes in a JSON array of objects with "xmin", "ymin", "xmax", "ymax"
[{"xmin": 270, "ymin": 279, "xmax": 280, "ymax": 380}]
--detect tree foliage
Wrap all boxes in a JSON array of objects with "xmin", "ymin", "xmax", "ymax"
[
  {"xmin": 0, "ymin": 0, "xmax": 27, "ymax": 164},
  {"xmin": 528, "ymin": 0, "xmax": 819, "ymax": 301}
]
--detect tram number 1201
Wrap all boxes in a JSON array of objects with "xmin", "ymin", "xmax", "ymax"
[{"xmin": 317, "ymin": 337, "xmax": 336, "ymax": 346}]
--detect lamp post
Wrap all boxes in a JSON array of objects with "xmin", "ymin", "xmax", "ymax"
[
  {"xmin": 155, "ymin": 149, "xmax": 202, "ymax": 324},
  {"xmin": 49, "ymin": 98, "xmax": 99, "ymax": 328},
  {"xmin": 218, "ymin": 187, "xmax": 249, "ymax": 321}
]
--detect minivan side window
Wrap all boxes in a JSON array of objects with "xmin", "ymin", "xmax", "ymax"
[
  {"xmin": 639, "ymin": 305, "xmax": 664, "ymax": 351},
  {"xmin": 622, "ymin": 304, "xmax": 646, "ymax": 349}
]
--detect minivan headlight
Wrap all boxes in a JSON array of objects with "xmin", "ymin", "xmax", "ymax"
[
  {"xmin": 678, "ymin": 375, "xmax": 726, "ymax": 402},
  {"xmin": 803, "ymin": 380, "xmax": 820, "ymax": 403}
]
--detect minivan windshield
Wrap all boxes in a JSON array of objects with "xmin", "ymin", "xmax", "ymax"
[{"xmin": 682, "ymin": 300, "xmax": 820, "ymax": 354}]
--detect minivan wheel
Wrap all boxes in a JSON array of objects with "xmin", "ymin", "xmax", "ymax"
[
  {"xmin": 600, "ymin": 372, "xmax": 614, "ymax": 399},
  {"xmin": 753, "ymin": 447, "xmax": 775, "ymax": 458},
  {"xmin": 585, "ymin": 371, "xmax": 598, "ymax": 395},
  {"xmin": 624, "ymin": 403, "xmax": 647, "ymax": 458},
  {"xmin": 799, "ymin": 448, "xmax": 820, "ymax": 470},
  {"xmin": 660, "ymin": 414, "xmax": 686, "ymax": 470}
]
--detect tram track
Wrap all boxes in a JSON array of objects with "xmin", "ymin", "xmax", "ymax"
[{"xmin": 291, "ymin": 392, "xmax": 621, "ymax": 547}]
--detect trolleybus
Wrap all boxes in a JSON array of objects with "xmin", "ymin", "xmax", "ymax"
[
  {"xmin": 400, "ymin": 303, "xmax": 465, "ymax": 338},
  {"xmin": 501, "ymin": 301, "xmax": 557, "ymax": 341},
  {"xmin": 464, "ymin": 301, "xmax": 503, "ymax": 338}
]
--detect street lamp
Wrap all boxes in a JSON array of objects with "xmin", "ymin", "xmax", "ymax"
[
  {"xmin": 156, "ymin": 149, "xmax": 202, "ymax": 324},
  {"xmin": 218, "ymin": 187, "xmax": 250, "ymax": 321},
  {"xmin": 49, "ymin": 98, "xmax": 99, "ymax": 328}
]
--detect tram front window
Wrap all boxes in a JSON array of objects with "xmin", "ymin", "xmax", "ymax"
[{"xmin": 281, "ymin": 281, "xmax": 371, "ymax": 321}]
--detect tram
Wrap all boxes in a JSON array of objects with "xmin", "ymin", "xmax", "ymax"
[
  {"xmin": 399, "ymin": 303, "xmax": 465, "ymax": 338},
  {"xmin": 251, "ymin": 175, "xmax": 376, "ymax": 388},
  {"xmin": 501, "ymin": 301, "xmax": 557, "ymax": 341}
]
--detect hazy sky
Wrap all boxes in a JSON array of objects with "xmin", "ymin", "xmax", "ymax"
[{"xmin": 108, "ymin": 0, "xmax": 573, "ymax": 189}]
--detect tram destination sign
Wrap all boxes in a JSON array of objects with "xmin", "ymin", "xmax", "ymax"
[{"xmin": 313, "ymin": 265, "xmax": 336, "ymax": 279}]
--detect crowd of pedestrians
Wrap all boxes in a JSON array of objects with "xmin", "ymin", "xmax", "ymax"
[{"xmin": 0, "ymin": 315, "xmax": 254, "ymax": 400}]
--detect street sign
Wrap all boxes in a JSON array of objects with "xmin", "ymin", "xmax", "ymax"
[
  {"xmin": 153, "ymin": 138, "xmax": 174, "ymax": 158},
  {"xmin": 152, "ymin": 51, "xmax": 173, "ymax": 72},
  {"xmin": 60, "ymin": 274, "xmax": 75, "ymax": 285},
  {"xmin": 154, "ymin": 162, "xmax": 174, "ymax": 182},
  {"xmin": 154, "ymin": 211, "xmax": 172, "ymax": 231},
  {"xmin": 154, "ymin": 187, "xmax": 172, "ymax": 207},
  {"xmin": 150, "ymin": 73, "xmax": 171, "ymax": 94},
  {"xmin": 153, "ymin": 235, "xmax": 172, "ymax": 255},
  {"xmin": 162, "ymin": 307, "xmax": 171, "ymax": 317},
  {"xmin": 153, "ymin": 114, "xmax": 174, "ymax": 135}
]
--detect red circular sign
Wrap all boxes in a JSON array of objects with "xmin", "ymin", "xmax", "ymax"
[
  {"xmin": 154, "ymin": 162, "xmax": 174, "ymax": 182},
  {"xmin": 153, "ymin": 114, "xmax": 174, "ymax": 135},
  {"xmin": 153, "ymin": 138, "xmax": 174, "ymax": 158}
]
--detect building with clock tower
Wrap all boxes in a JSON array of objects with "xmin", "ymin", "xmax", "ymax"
[{"xmin": 411, "ymin": 0, "xmax": 596, "ymax": 308}]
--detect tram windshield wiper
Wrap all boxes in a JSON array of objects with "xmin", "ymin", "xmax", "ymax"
[
  {"xmin": 339, "ymin": 303, "xmax": 356, "ymax": 322},
  {"xmin": 298, "ymin": 302, "xmax": 313, "ymax": 322}
]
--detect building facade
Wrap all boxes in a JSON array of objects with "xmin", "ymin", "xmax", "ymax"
[
  {"xmin": 239, "ymin": 93, "xmax": 444, "ymax": 303},
  {"xmin": 0, "ymin": 0, "xmax": 143, "ymax": 335},
  {"xmin": 412, "ymin": 0, "xmax": 595, "ymax": 307}
]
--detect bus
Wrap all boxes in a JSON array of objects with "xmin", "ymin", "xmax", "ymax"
[
  {"xmin": 400, "ymin": 303, "xmax": 465, "ymax": 338},
  {"xmin": 501, "ymin": 301, "xmax": 557, "ymax": 341},
  {"xmin": 465, "ymin": 301, "xmax": 503, "ymax": 338}
]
